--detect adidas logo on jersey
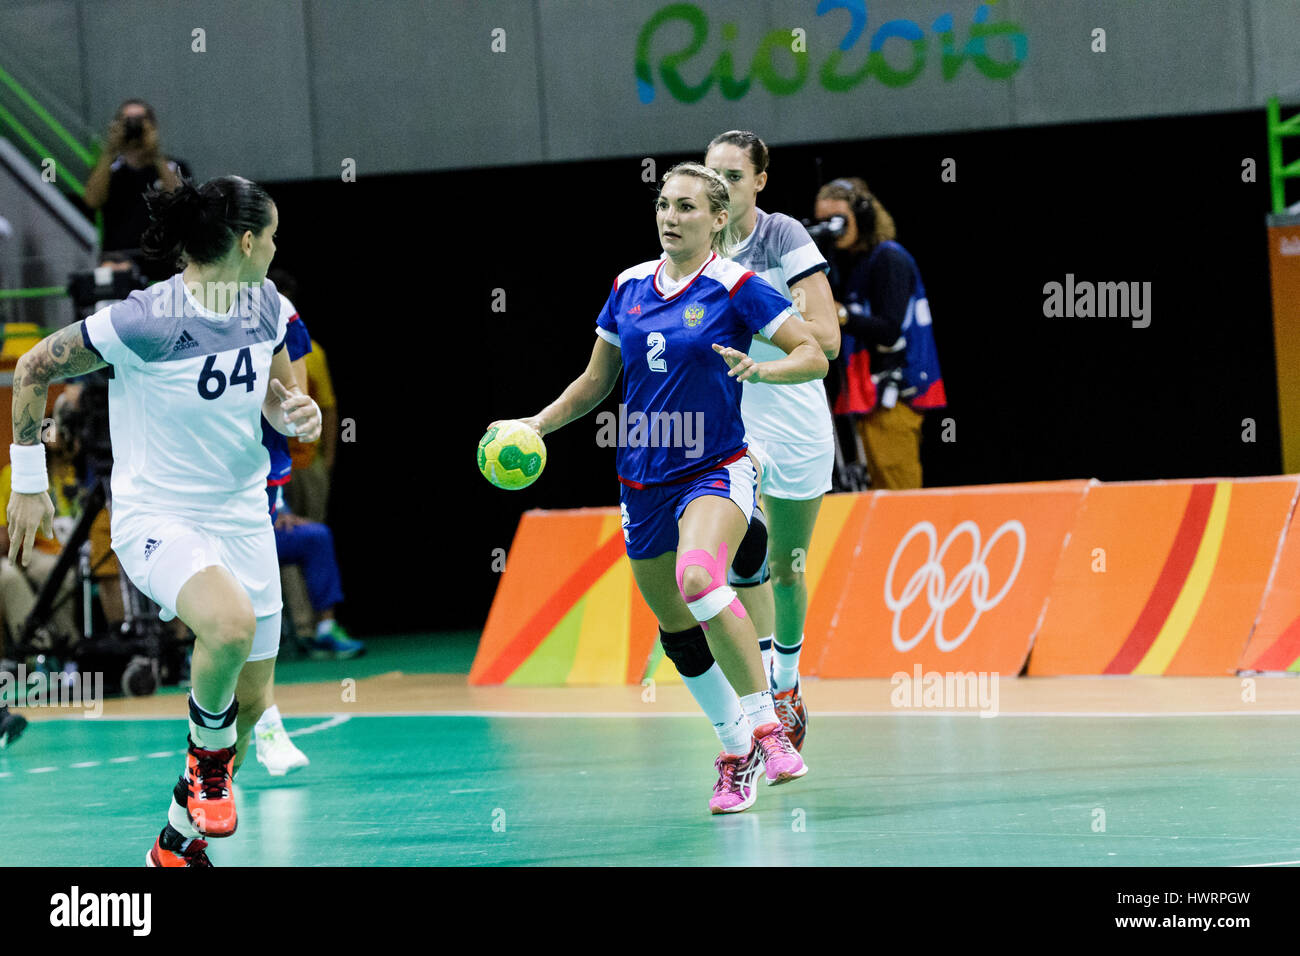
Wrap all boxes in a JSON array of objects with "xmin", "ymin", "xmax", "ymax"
[
  {"xmin": 172, "ymin": 330, "xmax": 199, "ymax": 352},
  {"xmin": 143, "ymin": 538, "xmax": 161, "ymax": 560},
  {"xmin": 627, "ymin": 304, "xmax": 642, "ymax": 315}
]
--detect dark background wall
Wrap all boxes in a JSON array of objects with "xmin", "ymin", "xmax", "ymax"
[{"xmin": 264, "ymin": 107, "xmax": 1281, "ymax": 634}]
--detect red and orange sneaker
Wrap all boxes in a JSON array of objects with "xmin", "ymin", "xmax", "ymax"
[
  {"xmin": 773, "ymin": 679, "xmax": 809, "ymax": 752},
  {"xmin": 182, "ymin": 736, "xmax": 238, "ymax": 837},
  {"xmin": 146, "ymin": 833, "xmax": 213, "ymax": 867}
]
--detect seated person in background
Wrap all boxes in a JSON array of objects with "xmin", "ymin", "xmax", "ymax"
[
  {"xmin": 0, "ymin": 393, "xmax": 85, "ymax": 653},
  {"xmin": 270, "ymin": 487, "xmax": 361, "ymax": 661}
]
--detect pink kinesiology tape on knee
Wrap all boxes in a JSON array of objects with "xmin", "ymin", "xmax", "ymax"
[
  {"xmin": 676, "ymin": 543, "xmax": 728, "ymax": 602},
  {"xmin": 676, "ymin": 543, "xmax": 748, "ymax": 628}
]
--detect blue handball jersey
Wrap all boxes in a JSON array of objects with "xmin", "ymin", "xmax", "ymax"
[{"xmin": 595, "ymin": 253, "xmax": 793, "ymax": 486}]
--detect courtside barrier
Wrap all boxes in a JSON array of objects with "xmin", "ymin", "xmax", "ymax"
[
  {"xmin": 468, "ymin": 492, "xmax": 870, "ymax": 686},
  {"xmin": 1027, "ymin": 477, "xmax": 1300, "ymax": 675},
  {"xmin": 813, "ymin": 481, "xmax": 1090, "ymax": 678},
  {"xmin": 1237, "ymin": 497, "xmax": 1300, "ymax": 673},
  {"xmin": 470, "ymin": 476, "xmax": 1300, "ymax": 684}
]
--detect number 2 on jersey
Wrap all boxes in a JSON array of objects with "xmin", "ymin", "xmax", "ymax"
[
  {"xmin": 198, "ymin": 347, "xmax": 257, "ymax": 400},
  {"xmin": 646, "ymin": 332, "xmax": 667, "ymax": 373}
]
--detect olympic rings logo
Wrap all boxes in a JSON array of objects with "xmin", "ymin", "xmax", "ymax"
[{"xmin": 884, "ymin": 520, "xmax": 1026, "ymax": 653}]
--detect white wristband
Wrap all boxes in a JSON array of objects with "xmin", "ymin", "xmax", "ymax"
[{"xmin": 9, "ymin": 443, "xmax": 48, "ymax": 494}]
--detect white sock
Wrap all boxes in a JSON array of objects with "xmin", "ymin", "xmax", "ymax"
[
  {"xmin": 681, "ymin": 662, "xmax": 752, "ymax": 756},
  {"xmin": 316, "ymin": 619, "xmax": 333, "ymax": 637},
  {"xmin": 188, "ymin": 693, "xmax": 237, "ymax": 750},
  {"xmin": 255, "ymin": 704, "xmax": 282, "ymax": 732},
  {"xmin": 167, "ymin": 797, "xmax": 200, "ymax": 840},
  {"xmin": 773, "ymin": 635, "xmax": 803, "ymax": 692},
  {"xmin": 758, "ymin": 635, "xmax": 774, "ymax": 681},
  {"xmin": 740, "ymin": 689, "xmax": 779, "ymax": 735}
]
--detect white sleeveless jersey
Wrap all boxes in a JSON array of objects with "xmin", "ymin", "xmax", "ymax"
[
  {"xmin": 82, "ymin": 274, "xmax": 288, "ymax": 535},
  {"xmin": 730, "ymin": 208, "xmax": 834, "ymax": 445}
]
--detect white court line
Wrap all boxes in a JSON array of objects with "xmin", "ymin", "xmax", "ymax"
[
  {"xmin": 286, "ymin": 714, "xmax": 351, "ymax": 737},
  {"xmin": 0, "ymin": 715, "xmax": 349, "ymax": 778},
  {"xmin": 1239, "ymin": 859, "xmax": 1300, "ymax": 867},
  {"xmin": 26, "ymin": 709, "xmax": 1300, "ymax": 721}
]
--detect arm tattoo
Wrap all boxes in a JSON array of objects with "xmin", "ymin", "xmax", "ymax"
[{"xmin": 11, "ymin": 323, "xmax": 106, "ymax": 444}]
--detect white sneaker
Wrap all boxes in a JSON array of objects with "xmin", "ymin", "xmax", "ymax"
[{"xmin": 254, "ymin": 722, "xmax": 310, "ymax": 776}]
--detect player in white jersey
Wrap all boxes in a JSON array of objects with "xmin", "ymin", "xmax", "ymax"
[
  {"xmin": 6, "ymin": 175, "xmax": 322, "ymax": 867},
  {"xmin": 705, "ymin": 132, "xmax": 842, "ymax": 751}
]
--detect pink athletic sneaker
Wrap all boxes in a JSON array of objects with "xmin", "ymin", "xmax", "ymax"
[
  {"xmin": 709, "ymin": 747, "xmax": 762, "ymax": 814},
  {"xmin": 753, "ymin": 722, "xmax": 808, "ymax": 785}
]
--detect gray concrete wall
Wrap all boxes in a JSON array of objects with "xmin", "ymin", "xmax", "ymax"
[{"xmin": 0, "ymin": 0, "xmax": 1295, "ymax": 182}]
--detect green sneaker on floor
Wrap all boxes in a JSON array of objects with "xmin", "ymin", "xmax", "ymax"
[{"xmin": 307, "ymin": 622, "xmax": 365, "ymax": 660}]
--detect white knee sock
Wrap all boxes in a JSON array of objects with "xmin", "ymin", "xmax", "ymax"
[
  {"xmin": 681, "ymin": 663, "xmax": 752, "ymax": 755},
  {"xmin": 739, "ymin": 689, "xmax": 779, "ymax": 734},
  {"xmin": 773, "ymin": 635, "xmax": 803, "ymax": 692},
  {"xmin": 188, "ymin": 693, "xmax": 237, "ymax": 750},
  {"xmin": 167, "ymin": 797, "xmax": 200, "ymax": 840}
]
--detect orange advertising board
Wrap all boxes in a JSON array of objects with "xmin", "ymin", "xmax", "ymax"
[
  {"xmin": 1238, "ymin": 499, "xmax": 1300, "ymax": 673},
  {"xmin": 1028, "ymin": 478, "xmax": 1300, "ymax": 675},
  {"xmin": 812, "ymin": 482, "xmax": 1090, "ymax": 678},
  {"xmin": 469, "ymin": 477, "xmax": 1300, "ymax": 684}
]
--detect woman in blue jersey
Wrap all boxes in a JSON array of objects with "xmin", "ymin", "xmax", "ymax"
[
  {"xmin": 704, "ymin": 131, "xmax": 841, "ymax": 753},
  {"xmin": 497, "ymin": 163, "xmax": 827, "ymax": 814},
  {"xmin": 6, "ymin": 175, "xmax": 322, "ymax": 866}
]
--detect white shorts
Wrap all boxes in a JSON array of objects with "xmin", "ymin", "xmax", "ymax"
[
  {"xmin": 748, "ymin": 437, "xmax": 834, "ymax": 501},
  {"xmin": 112, "ymin": 511, "xmax": 283, "ymax": 662}
]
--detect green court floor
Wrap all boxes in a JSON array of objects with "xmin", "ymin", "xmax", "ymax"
[{"xmin": 2, "ymin": 713, "xmax": 1298, "ymax": 866}]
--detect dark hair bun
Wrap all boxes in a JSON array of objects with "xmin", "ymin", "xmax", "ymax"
[{"xmin": 140, "ymin": 175, "xmax": 273, "ymax": 271}]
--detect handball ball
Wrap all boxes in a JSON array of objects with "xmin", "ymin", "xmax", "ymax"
[{"xmin": 478, "ymin": 420, "xmax": 546, "ymax": 490}]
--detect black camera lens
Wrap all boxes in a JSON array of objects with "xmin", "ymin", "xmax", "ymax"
[{"xmin": 122, "ymin": 116, "xmax": 144, "ymax": 141}]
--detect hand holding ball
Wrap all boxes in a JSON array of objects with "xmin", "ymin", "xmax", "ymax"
[{"xmin": 478, "ymin": 420, "xmax": 546, "ymax": 490}]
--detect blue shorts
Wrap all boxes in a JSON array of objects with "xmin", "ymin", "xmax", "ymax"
[{"xmin": 619, "ymin": 454, "xmax": 758, "ymax": 560}]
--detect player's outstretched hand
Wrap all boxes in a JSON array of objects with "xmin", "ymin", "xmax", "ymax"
[
  {"xmin": 712, "ymin": 343, "xmax": 764, "ymax": 383},
  {"xmin": 488, "ymin": 417, "xmax": 545, "ymax": 436},
  {"xmin": 270, "ymin": 378, "xmax": 322, "ymax": 442},
  {"xmin": 6, "ymin": 491, "xmax": 54, "ymax": 567}
]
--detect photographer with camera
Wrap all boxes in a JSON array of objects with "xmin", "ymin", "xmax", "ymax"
[
  {"xmin": 810, "ymin": 178, "xmax": 946, "ymax": 489},
  {"xmin": 83, "ymin": 100, "xmax": 191, "ymax": 280}
]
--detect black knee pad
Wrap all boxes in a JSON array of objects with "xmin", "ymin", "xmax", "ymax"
[
  {"xmin": 728, "ymin": 506, "xmax": 770, "ymax": 587},
  {"xmin": 659, "ymin": 625, "xmax": 715, "ymax": 678}
]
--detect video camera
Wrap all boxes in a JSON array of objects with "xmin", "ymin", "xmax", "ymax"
[
  {"xmin": 66, "ymin": 263, "xmax": 147, "ymax": 482},
  {"xmin": 121, "ymin": 114, "xmax": 146, "ymax": 145},
  {"xmin": 802, "ymin": 214, "xmax": 847, "ymax": 248}
]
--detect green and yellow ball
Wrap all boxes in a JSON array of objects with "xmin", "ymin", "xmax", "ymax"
[{"xmin": 477, "ymin": 420, "xmax": 546, "ymax": 491}]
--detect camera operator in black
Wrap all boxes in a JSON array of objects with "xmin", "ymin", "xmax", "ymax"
[
  {"xmin": 811, "ymin": 178, "xmax": 944, "ymax": 489},
  {"xmin": 83, "ymin": 100, "xmax": 191, "ymax": 281}
]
